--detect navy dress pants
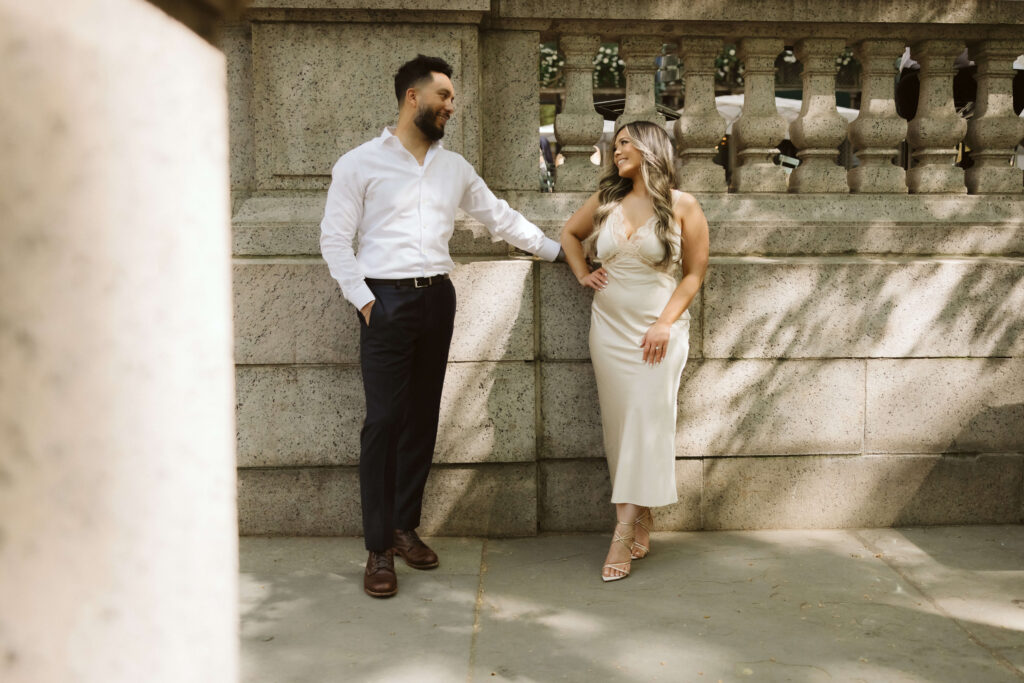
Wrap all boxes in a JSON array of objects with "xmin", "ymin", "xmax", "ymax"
[{"xmin": 358, "ymin": 278, "xmax": 456, "ymax": 551}]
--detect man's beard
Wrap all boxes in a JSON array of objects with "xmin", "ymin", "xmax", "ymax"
[{"xmin": 414, "ymin": 104, "xmax": 447, "ymax": 141}]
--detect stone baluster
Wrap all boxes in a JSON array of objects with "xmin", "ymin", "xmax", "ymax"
[
  {"xmin": 848, "ymin": 39, "xmax": 908, "ymax": 193},
  {"xmin": 674, "ymin": 37, "xmax": 728, "ymax": 191},
  {"xmin": 732, "ymin": 38, "xmax": 789, "ymax": 192},
  {"xmin": 615, "ymin": 35, "xmax": 666, "ymax": 130},
  {"xmin": 788, "ymin": 38, "xmax": 849, "ymax": 193},
  {"xmin": 554, "ymin": 34, "xmax": 605, "ymax": 191},
  {"xmin": 965, "ymin": 40, "xmax": 1024, "ymax": 194},
  {"xmin": 906, "ymin": 40, "xmax": 968, "ymax": 193}
]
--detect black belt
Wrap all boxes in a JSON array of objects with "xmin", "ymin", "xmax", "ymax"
[{"xmin": 365, "ymin": 273, "xmax": 450, "ymax": 289}]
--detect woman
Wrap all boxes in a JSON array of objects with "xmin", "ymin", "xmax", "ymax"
[{"xmin": 560, "ymin": 121, "xmax": 709, "ymax": 582}]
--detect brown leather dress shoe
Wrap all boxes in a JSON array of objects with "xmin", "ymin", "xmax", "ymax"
[
  {"xmin": 392, "ymin": 529, "xmax": 439, "ymax": 570},
  {"xmin": 364, "ymin": 549, "xmax": 397, "ymax": 598}
]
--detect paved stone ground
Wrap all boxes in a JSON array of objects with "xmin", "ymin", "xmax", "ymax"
[{"xmin": 240, "ymin": 526, "xmax": 1024, "ymax": 682}]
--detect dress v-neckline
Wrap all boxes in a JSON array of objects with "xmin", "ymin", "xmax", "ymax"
[{"xmin": 616, "ymin": 203, "xmax": 656, "ymax": 241}]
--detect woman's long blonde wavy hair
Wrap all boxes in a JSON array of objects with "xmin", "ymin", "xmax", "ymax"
[{"xmin": 584, "ymin": 120, "xmax": 680, "ymax": 269}]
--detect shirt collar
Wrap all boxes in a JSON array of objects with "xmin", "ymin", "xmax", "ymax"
[{"xmin": 380, "ymin": 126, "xmax": 445, "ymax": 151}]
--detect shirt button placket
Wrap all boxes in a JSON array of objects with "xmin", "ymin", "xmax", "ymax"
[{"xmin": 417, "ymin": 169, "xmax": 426, "ymax": 278}]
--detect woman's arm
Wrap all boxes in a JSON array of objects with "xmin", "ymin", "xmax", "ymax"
[
  {"xmin": 559, "ymin": 192, "xmax": 607, "ymax": 290},
  {"xmin": 641, "ymin": 192, "xmax": 710, "ymax": 364}
]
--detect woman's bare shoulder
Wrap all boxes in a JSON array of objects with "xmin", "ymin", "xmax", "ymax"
[{"xmin": 671, "ymin": 189, "xmax": 699, "ymax": 209}]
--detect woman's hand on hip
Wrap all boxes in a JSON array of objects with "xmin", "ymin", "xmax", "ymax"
[
  {"xmin": 641, "ymin": 322, "xmax": 672, "ymax": 365},
  {"xmin": 579, "ymin": 267, "xmax": 608, "ymax": 291}
]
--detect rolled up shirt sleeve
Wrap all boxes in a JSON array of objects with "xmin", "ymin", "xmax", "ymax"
[
  {"xmin": 458, "ymin": 167, "xmax": 561, "ymax": 262},
  {"xmin": 320, "ymin": 154, "xmax": 375, "ymax": 310}
]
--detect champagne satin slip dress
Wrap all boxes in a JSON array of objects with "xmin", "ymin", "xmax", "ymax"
[{"xmin": 589, "ymin": 198, "xmax": 690, "ymax": 507}]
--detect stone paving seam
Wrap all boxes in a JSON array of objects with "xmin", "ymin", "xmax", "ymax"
[
  {"xmin": 850, "ymin": 529, "xmax": 1024, "ymax": 681},
  {"xmin": 466, "ymin": 538, "xmax": 489, "ymax": 683}
]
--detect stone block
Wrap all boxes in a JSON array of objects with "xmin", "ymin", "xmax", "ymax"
[
  {"xmin": 538, "ymin": 263, "xmax": 594, "ymax": 360},
  {"xmin": 702, "ymin": 454, "xmax": 1024, "ymax": 529},
  {"xmin": 540, "ymin": 359, "xmax": 863, "ymax": 459},
  {"xmin": 232, "ymin": 195, "xmax": 324, "ymax": 256},
  {"xmin": 234, "ymin": 259, "xmax": 533, "ymax": 365},
  {"xmin": 704, "ymin": 257, "xmax": 1024, "ymax": 359},
  {"xmin": 238, "ymin": 463, "xmax": 537, "ymax": 536},
  {"xmin": 238, "ymin": 467, "xmax": 362, "ymax": 535},
  {"xmin": 449, "ymin": 215, "xmax": 515, "ymax": 257},
  {"xmin": 481, "ymin": 30, "xmax": 540, "ymax": 191},
  {"xmin": 234, "ymin": 260, "xmax": 357, "ymax": 365},
  {"xmin": 236, "ymin": 362, "xmax": 535, "ymax": 467},
  {"xmin": 421, "ymin": 463, "xmax": 537, "ymax": 536},
  {"xmin": 251, "ymin": 21, "xmax": 479, "ymax": 190},
  {"xmin": 449, "ymin": 260, "xmax": 534, "ymax": 362},
  {"xmin": 236, "ymin": 365, "xmax": 362, "ymax": 467},
  {"xmin": 539, "ymin": 361, "xmax": 602, "ymax": 459},
  {"xmin": 678, "ymin": 359, "xmax": 864, "ymax": 457},
  {"xmin": 538, "ymin": 262, "xmax": 703, "ymax": 360},
  {"xmin": 866, "ymin": 358, "xmax": 1024, "ymax": 454},
  {"xmin": 539, "ymin": 459, "xmax": 701, "ymax": 532},
  {"xmin": 436, "ymin": 362, "xmax": 536, "ymax": 464}
]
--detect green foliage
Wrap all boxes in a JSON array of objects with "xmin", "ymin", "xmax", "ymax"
[
  {"xmin": 539, "ymin": 43, "xmax": 564, "ymax": 87},
  {"xmin": 593, "ymin": 44, "xmax": 626, "ymax": 88},
  {"xmin": 539, "ymin": 42, "xmax": 626, "ymax": 88}
]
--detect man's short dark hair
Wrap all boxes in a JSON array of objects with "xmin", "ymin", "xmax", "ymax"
[{"xmin": 394, "ymin": 54, "xmax": 454, "ymax": 105}]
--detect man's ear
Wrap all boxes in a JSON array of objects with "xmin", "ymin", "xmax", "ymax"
[{"xmin": 404, "ymin": 87, "xmax": 418, "ymax": 110}]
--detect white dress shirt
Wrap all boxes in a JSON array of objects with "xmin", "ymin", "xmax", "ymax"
[{"xmin": 320, "ymin": 127, "xmax": 561, "ymax": 310}]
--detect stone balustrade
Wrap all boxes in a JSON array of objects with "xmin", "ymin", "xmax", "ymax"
[{"xmin": 537, "ymin": 28, "xmax": 1022, "ymax": 195}]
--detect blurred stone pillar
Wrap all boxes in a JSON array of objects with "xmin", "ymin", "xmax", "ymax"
[
  {"xmin": 965, "ymin": 40, "xmax": 1024, "ymax": 194},
  {"xmin": 0, "ymin": 1, "xmax": 238, "ymax": 682},
  {"xmin": 789, "ymin": 37, "xmax": 849, "ymax": 193},
  {"xmin": 732, "ymin": 37, "xmax": 789, "ymax": 192},
  {"xmin": 555, "ymin": 34, "xmax": 604, "ymax": 191},
  {"xmin": 906, "ymin": 39, "xmax": 968, "ymax": 193},
  {"xmin": 675, "ymin": 37, "xmax": 727, "ymax": 192},
  {"xmin": 848, "ymin": 38, "xmax": 908, "ymax": 193},
  {"xmin": 616, "ymin": 35, "xmax": 666, "ymax": 129}
]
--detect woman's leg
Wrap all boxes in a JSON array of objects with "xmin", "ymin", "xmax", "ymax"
[{"xmin": 632, "ymin": 506, "xmax": 652, "ymax": 559}]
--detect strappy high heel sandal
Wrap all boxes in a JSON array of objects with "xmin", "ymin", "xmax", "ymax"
[
  {"xmin": 602, "ymin": 520, "xmax": 635, "ymax": 582},
  {"xmin": 631, "ymin": 508, "xmax": 653, "ymax": 560}
]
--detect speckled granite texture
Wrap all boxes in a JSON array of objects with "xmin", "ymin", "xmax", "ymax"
[
  {"xmin": 703, "ymin": 454, "xmax": 1024, "ymax": 529},
  {"xmin": 238, "ymin": 463, "xmax": 537, "ymax": 536}
]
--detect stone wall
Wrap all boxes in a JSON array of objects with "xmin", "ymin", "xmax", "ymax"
[{"xmin": 227, "ymin": 1, "xmax": 1024, "ymax": 536}]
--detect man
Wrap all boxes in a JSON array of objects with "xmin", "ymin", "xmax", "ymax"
[{"xmin": 320, "ymin": 55, "xmax": 562, "ymax": 598}]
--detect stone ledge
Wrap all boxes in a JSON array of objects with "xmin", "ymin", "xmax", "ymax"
[
  {"xmin": 238, "ymin": 463, "xmax": 537, "ymax": 536},
  {"xmin": 247, "ymin": 0, "xmax": 489, "ymax": 9},
  {"xmin": 494, "ymin": 0, "xmax": 1024, "ymax": 24},
  {"xmin": 232, "ymin": 193, "xmax": 1024, "ymax": 257}
]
